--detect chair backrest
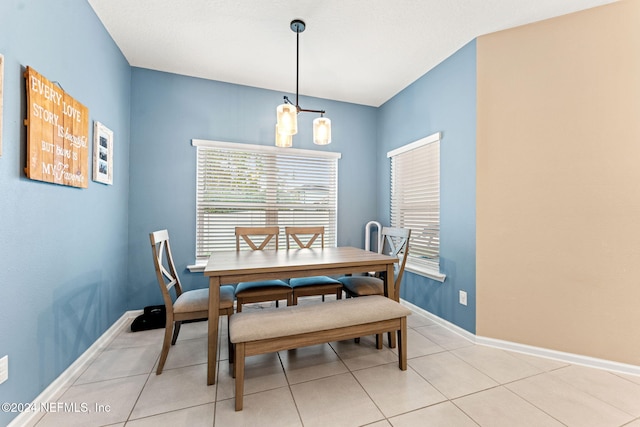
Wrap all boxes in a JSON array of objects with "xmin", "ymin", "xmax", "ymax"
[
  {"xmin": 235, "ymin": 226, "xmax": 280, "ymax": 251},
  {"xmin": 149, "ymin": 229, "xmax": 182, "ymax": 310},
  {"xmin": 285, "ymin": 226, "xmax": 325, "ymax": 249},
  {"xmin": 380, "ymin": 226, "xmax": 411, "ymax": 293}
]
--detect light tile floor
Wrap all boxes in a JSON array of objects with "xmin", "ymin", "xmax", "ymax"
[{"xmin": 27, "ymin": 297, "xmax": 640, "ymax": 427}]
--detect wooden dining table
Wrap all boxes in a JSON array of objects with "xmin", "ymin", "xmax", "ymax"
[{"xmin": 203, "ymin": 246, "xmax": 398, "ymax": 385}]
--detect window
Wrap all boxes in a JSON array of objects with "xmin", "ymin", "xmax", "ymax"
[
  {"xmin": 388, "ymin": 132, "xmax": 445, "ymax": 281},
  {"xmin": 192, "ymin": 140, "xmax": 340, "ymax": 262}
]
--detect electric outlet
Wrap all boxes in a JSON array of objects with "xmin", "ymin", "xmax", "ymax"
[
  {"xmin": 0, "ymin": 355, "xmax": 8, "ymax": 384},
  {"xmin": 459, "ymin": 290, "xmax": 467, "ymax": 306}
]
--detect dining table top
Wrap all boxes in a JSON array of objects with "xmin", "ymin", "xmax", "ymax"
[{"xmin": 203, "ymin": 246, "xmax": 398, "ymax": 280}]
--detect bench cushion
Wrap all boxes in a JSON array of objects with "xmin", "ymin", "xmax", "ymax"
[{"xmin": 230, "ymin": 295, "xmax": 411, "ymax": 343}]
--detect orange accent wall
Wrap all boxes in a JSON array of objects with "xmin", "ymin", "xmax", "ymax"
[{"xmin": 477, "ymin": 0, "xmax": 640, "ymax": 365}]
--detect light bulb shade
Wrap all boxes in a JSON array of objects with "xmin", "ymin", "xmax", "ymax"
[
  {"xmin": 313, "ymin": 117, "xmax": 332, "ymax": 145},
  {"xmin": 275, "ymin": 125, "xmax": 292, "ymax": 147},
  {"xmin": 276, "ymin": 103, "xmax": 298, "ymax": 135}
]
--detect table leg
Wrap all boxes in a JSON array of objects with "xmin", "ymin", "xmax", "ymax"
[
  {"xmin": 386, "ymin": 262, "xmax": 397, "ymax": 348},
  {"xmin": 207, "ymin": 276, "xmax": 220, "ymax": 385},
  {"xmin": 386, "ymin": 262, "xmax": 396, "ymax": 301}
]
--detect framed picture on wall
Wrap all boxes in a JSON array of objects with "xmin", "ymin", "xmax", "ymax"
[{"xmin": 92, "ymin": 121, "xmax": 113, "ymax": 185}]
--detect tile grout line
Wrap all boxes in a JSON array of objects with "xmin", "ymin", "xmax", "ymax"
[{"xmin": 277, "ymin": 352, "xmax": 306, "ymax": 427}]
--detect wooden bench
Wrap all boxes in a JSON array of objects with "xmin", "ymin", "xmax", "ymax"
[{"xmin": 229, "ymin": 295, "xmax": 411, "ymax": 411}]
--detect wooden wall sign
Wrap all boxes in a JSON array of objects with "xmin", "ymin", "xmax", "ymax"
[{"xmin": 24, "ymin": 66, "xmax": 89, "ymax": 188}]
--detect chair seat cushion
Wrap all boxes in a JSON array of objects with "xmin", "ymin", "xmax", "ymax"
[
  {"xmin": 235, "ymin": 279, "xmax": 291, "ymax": 295},
  {"xmin": 220, "ymin": 285, "xmax": 235, "ymax": 309},
  {"xmin": 339, "ymin": 276, "xmax": 384, "ymax": 297},
  {"xmin": 174, "ymin": 286, "xmax": 235, "ymax": 313},
  {"xmin": 290, "ymin": 275, "xmax": 341, "ymax": 288},
  {"xmin": 174, "ymin": 288, "xmax": 209, "ymax": 314}
]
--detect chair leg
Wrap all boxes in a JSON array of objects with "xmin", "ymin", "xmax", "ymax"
[
  {"xmin": 235, "ymin": 343, "xmax": 246, "ymax": 411},
  {"xmin": 171, "ymin": 321, "xmax": 182, "ymax": 345},
  {"xmin": 157, "ymin": 319, "xmax": 173, "ymax": 375},
  {"xmin": 387, "ymin": 331, "xmax": 396, "ymax": 348},
  {"xmin": 275, "ymin": 299, "xmax": 279, "ymax": 308},
  {"xmin": 399, "ymin": 317, "xmax": 407, "ymax": 370},
  {"xmin": 227, "ymin": 314, "xmax": 234, "ymax": 364},
  {"xmin": 353, "ymin": 292, "xmax": 360, "ymax": 343}
]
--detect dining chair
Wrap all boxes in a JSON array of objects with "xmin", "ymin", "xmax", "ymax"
[
  {"xmin": 234, "ymin": 226, "xmax": 293, "ymax": 312},
  {"xmin": 285, "ymin": 226, "xmax": 342, "ymax": 304},
  {"xmin": 150, "ymin": 229, "xmax": 235, "ymax": 375},
  {"xmin": 338, "ymin": 226, "xmax": 411, "ymax": 346}
]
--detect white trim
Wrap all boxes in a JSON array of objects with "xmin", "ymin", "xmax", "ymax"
[
  {"xmin": 8, "ymin": 310, "xmax": 142, "ymax": 427},
  {"xmin": 405, "ymin": 263, "xmax": 446, "ymax": 282},
  {"xmin": 476, "ymin": 336, "xmax": 640, "ymax": 377},
  {"xmin": 192, "ymin": 139, "xmax": 342, "ymax": 159},
  {"xmin": 387, "ymin": 131, "xmax": 441, "ymax": 158},
  {"xmin": 401, "ymin": 299, "xmax": 640, "ymax": 377},
  {"xmin": 187, "ymin": 260, "xmax": 206, "ymax": 273},
  {"xmin": 401, "ymin": 299, "xmax": 476, "ymax": 343}
]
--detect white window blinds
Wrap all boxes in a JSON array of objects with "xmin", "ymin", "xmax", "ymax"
[
  {"xmin": 388, "ymin": 132, "xmax": 441, "ymax": 272},
  {"xmin": 193, "ymin": 140, "xmax": 340, "ymax": 260}
]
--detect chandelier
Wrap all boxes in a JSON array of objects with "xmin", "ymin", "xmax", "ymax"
[{"xmin": 275, "ymin": 19, "xmax": 331, "ymax": 147}]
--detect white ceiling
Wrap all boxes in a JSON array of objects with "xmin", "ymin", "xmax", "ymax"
[{"xmin": 88, "ymin": 0, "xmax": 617, "ymax": 107}]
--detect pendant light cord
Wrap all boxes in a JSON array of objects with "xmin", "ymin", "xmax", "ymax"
[
  {"xmin": 281, "ymin": 19, "xmax": 325, "ymax": 114},
  {"xmin": 296, "ymin": 27, "xmax": 300, "ymax": 109}
]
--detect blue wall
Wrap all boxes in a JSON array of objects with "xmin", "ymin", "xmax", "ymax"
[
  {"xmin": 126, "ymin": 68, "xmax": 379, "ymax": 310},
  {"xmin": 377, "ymin": 40, "xmax": 477, "ymax": 333},
  {"xmin": 0, "ymin": 1, "xmax": 131, "ymax": 424}
]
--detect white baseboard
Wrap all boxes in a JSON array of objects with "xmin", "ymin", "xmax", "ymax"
[
  {"xmin": 476, "ymin": 335, "xmax": 640, "ymax": 377},
  {"xmin": 401, "ymin": 299, "xmax": 477, "ymax": 343},
  {"xmin": 400, "ymin": 299, "xmax": 640, "ymax": 377},
  {"xmin": 9, "ymin": 310, "xmax": 142, "ymax": 427}
]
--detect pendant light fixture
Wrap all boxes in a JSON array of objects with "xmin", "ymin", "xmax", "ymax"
[
  {"xmin": 275, "ymin": 124, "xmax": 292, "ymax": 148},
  {"xmin": 275, "ymin": 19, "xmax": 331, "ymax": 147}
]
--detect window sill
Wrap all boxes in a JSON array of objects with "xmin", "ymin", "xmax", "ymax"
[
  {"xmin": 187, "ymin": 260, "xmax": 206, "ymax": 273},
  {"xmin": 405, "ymin": 263, "xmax": 446, "ymax": 282}
]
